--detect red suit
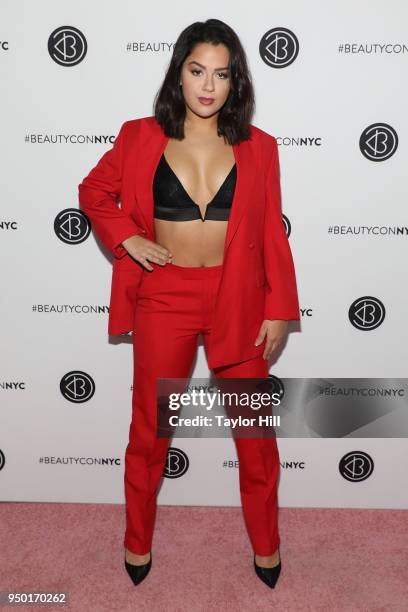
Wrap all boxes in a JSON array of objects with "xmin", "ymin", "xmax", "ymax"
[{"xmin": 78, "ymin": 116, "xmax": 300, "ymax": 556}]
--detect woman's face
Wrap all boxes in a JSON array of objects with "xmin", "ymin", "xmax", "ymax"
[{"xmin": 179, "ymin": 42, "xmax": 231, "ymax": 119}]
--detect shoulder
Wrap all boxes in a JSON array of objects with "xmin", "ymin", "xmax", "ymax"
[
  {"xmin": 122, "ymin": 115, "xmax": 156, "ymax": 128},
  {"xmin": 248, "ymin": 124, "xmax": 278, "ymax": 169},
  {"xmin": 249, "ymin": 123, "xmax": 277, "ymax": 150},
  {"xmin": 120, "ymin": 115, "xmax": 157, "ymax": 136},
  {"xmin": 114, "ymin": 116, "xmax": 160, "ymax": 149}
]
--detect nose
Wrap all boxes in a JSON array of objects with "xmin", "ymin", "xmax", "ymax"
[{"xmin": 203, "ymin": 75, "xmax": 215, "ymax": 93}]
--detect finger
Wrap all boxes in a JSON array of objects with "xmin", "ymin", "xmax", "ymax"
[
  {"xmin": 138, "ymin": 256, "xmax": 153, "ymax": 271},
  {"xmin": 263, "ymin": 338, "xmax": 276, "ymax": 360},
  {"xmin": 146, "ymin": 251, "xmax": 173, "ymax": 266},
  {"xmin": 149, "ymin": 247, "xmax": 173, "ymax": 265},
  {"xmin": 152, "ymin": 243, "xmax": 173, "ymax": 258},
  {"xmin": 254, "ymin": 328, "xmax": 266, "ymax": 346},
  {"xmin": 265, "ymin": 338, "xmax": 282, "ymax": 359}
]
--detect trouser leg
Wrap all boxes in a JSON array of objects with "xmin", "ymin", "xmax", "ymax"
[
  {"xmin": 124, "ymin": 267, "xmax": 199, "ymax": 555},
  {"xmin": 209, "ymin": 354, "xmax": 281, "ymax": 556}
]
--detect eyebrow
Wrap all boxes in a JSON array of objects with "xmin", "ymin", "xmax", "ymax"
[{"xmin": 187, "ymin": 60, "xmax": 230, "ymax": 71}]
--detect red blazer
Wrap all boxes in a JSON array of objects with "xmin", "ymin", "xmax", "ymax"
[{"xmin": 78, "ymin": 115, "xmax": 300, "ymax": 369}]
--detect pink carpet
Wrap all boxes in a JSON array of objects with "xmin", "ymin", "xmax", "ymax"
[{"xmin": 1, "ymin": 503, "xmax": 407, "ymax": 611}]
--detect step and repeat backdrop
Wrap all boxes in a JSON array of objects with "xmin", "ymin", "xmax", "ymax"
[{"xmin": 1, "ymin": 1, "xmax": 407, "ymax": 509}]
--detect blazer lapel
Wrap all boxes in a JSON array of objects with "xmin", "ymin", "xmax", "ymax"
[
  {"xmin": 224, "ymin": 141, "xmax": 252, "ymax": 251},
  {"xmin": 133, "ymin": 119, "xmax": 254, "ymax": 253}
]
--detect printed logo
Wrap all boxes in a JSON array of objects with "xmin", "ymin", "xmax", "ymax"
[
  {"xmin": 266, "ymin": 375, "xmax": 285, "ymax": 401},
  {"xmin": 349, "ymin": 296, "xmax": 385, "ymax": 330},
  {"xmin": 283, "ymin": 213, "xmax": 291, "ymax": 237},
  {"xmin": 48, "ymin": 26, "xmax": 87, "ymax": 66},
  {"xmin": 60, "ymin": 371, "xmax": 96, "ymax": 403},
  {"xmin": 163, "ymin": 447, "xmax": 189, "ymax": 479},
  {"xmin": 54, "ymin": 209, "xmax": 91, "ymax": 246},
  {"xmin": 359, "ymin": 123, "xmax": 398, "ymax": 161},
  {"xmin": 339, "ymin": 451, "xmax": 374, "ymax": 482},
  {"xmin": 259, "ymin": 27, "xmax": 299, "ymax": 68}
]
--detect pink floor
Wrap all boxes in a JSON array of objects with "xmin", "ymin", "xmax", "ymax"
[{"xmin": 1, "ymin": 503, "xmax": 407, "ymax": 611}]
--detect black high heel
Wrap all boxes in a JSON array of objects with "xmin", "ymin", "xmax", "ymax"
[
  {"xmin": 254, "ymin": 553, "xmax": 281, "ymax": 589},
  {"xmin": 124, "ymin": 552, "xmax": 152, "ymax": 585}
]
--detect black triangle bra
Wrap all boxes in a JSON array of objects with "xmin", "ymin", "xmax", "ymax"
[{"xmin": 153, "ymin": 153, "xmax": 237, "ymax": 222}]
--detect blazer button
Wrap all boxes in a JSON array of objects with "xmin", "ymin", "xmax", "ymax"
[{"xmin": 249, "ymin": 242, "xmax": 255, "ymax": 249}]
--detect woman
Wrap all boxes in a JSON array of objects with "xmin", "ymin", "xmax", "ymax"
[{"xmin": 78, "ymin": 18, "xmax": 300, "ymax": 589}]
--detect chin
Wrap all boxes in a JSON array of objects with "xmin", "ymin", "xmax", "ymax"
[{"xmin": 189, "ymin": 103, "xmax": 223, "ymax": 118}]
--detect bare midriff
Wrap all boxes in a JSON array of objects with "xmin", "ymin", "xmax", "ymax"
[
  {"xmin": 154, "ymin": 137, "xmax": 235, "ymax": 267},
  {"xmin": 154, "ymin": 219, "xmax": 228, "ymax": 267}
]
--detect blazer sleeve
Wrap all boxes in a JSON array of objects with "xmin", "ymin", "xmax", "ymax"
[
  {"xmin": 263, "ymin": 137, "xmax": 300, "ymax": 321},
  {"xmin": 78, "ymin": 121, "xmax": 145, "ymax": 259}
]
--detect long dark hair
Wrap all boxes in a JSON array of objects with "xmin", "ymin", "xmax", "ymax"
[{"xmin": 153, "ymin": 19, "xmax": 255, "ymax": 144}]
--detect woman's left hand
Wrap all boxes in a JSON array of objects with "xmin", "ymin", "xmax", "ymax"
[{"xmin": 254, "ymin": 320, "xmax": 289, "ymax": 360}]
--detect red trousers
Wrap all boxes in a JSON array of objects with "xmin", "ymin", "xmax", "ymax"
[{"xmin": 124, "ymin": 262, "xmax": 281, "ymax": 556}]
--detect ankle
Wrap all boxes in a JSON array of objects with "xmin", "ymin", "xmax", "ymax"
[
  {"xmin": 125, "ymin": 548, "xmax": 151, "ymax": 565},
  {"xmin": 255, "ymin": 548, "xmax": 280, "ymax": 567}
]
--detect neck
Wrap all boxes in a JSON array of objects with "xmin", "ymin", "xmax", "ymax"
[{"xmin": 184, "ymin": 108, "xmax": 219, "ymax": 138}]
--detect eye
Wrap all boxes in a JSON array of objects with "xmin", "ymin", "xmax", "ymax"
[
  {"xmin": 217, "ymin": 72, "xmax": 229, "ymax": 79},
  {"xmin": 191, "ymin": 69, "xmax": 202, "ymax": 76}
]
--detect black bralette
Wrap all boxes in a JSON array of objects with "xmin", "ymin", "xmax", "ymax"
[{"xmin": 153, "ymin": 153, "xmax": 236, "ymax": 222}]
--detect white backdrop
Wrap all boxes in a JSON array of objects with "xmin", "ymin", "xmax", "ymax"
[{"xmin": 1, "ymin": 0, "xmax": 407, "ymax": 509}]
